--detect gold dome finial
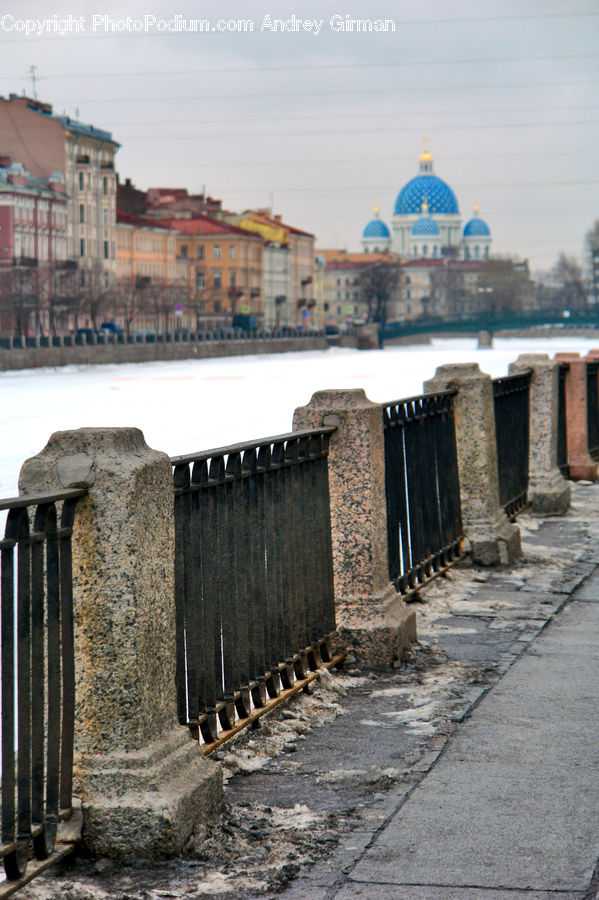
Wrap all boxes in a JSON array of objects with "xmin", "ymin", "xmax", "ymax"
[
  {"xmin": 421, "ymin": 198, "xmax": 429, "ymax": 215},
  {"xmin": 473, "ymin": 200, "xmax": 480, "ymax": 216},
  {"xmin": 374, "ymin": 204, "xmax": 380, "ymax": 217},
  {"xmin": 420, "ymin": 136, "xmax": 433, "ymax": 163}
]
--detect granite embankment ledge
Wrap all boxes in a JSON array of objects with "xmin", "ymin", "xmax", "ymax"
[{"xmin": 0, "ymin": 334, "xmax": 334, "ymax": 371}]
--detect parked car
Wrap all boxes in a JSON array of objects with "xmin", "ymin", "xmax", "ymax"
[{"xmin": 100, "ymin": 321, "xmax": 123, "ymax": 334}]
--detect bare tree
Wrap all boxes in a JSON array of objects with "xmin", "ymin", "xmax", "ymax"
[
  {"xmin": 359, "ymin": 262, "xmax": 400, "ymax": 327},
  {"xmin": 79, "ymin": 263, "xmax": 114, "ymax": 330},
  {"xmin": 551, "ymin": 253, "xmax": 587, "ymax": 311}
]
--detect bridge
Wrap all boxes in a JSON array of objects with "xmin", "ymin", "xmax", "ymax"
[{"xmin": 382, "ymin": 306, "xmax": 599, "ymax": 341}]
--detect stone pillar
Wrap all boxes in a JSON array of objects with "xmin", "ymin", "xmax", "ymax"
[
  {"xmin": 293, "ymin": 390, "xmax": 416, "ymax": 663},
  {"xmin": 356, "ymin": 323, "xmax": 381, "ymax": 350},
  {"xmin": 508, "ymin": 354, "xmax": 570, "ymax": 514},
  {"xmin": 19, "ymin": 428, "xmax": 222, "ymax": 860},
  {"xmin": 555, "ymin": 353, "xmax": 598, "ymax": 481},
  {"xmin": 423, "ymin": 363, "xmax": 520, "ymax": 566}
]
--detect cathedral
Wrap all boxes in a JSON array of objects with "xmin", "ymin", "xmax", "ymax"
[{"xmin": 361, "ymin": 141, "xmax": 492, "ymax": 261}]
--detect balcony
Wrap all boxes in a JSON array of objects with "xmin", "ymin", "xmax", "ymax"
[{"xmin": 12, "ymin": 256, "xmax": 38, "ymax": 267}]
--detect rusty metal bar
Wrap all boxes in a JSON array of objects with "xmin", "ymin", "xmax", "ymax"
[
  {"xmin": 493, "ymin": 370, "xmax": 532, "ymax": 518},
  {"xmin": 383, "ymin": 391, "xmax": 464, "ymax": 594},
  {"xmin": 171, "ymin": 427, "xmax": 337, "ymax": 743},
  {"xmin": 0, "ymin": 490, "xmax": 85, "ymax": 881}
]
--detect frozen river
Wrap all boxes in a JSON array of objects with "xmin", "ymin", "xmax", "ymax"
[{"xmin": 2, "ymin": 335, "xmax": 599, "ymax": 498}]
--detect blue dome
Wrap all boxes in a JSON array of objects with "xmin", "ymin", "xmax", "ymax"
[
  {"xmin": 395, "ymin": 174, "xmax": 459, "ymax": 216},
  {"xmin": 363, "ymin": 218, "xmax": 391, "ymax": 239},
  {"xmin": 463, "ymin": 217, "xmax": 490, "ymax": 237},
  {"xmin": 411, "ymin": 216, "xmax": 440, "ymax": 237}
]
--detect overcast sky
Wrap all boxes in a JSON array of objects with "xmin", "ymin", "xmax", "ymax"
[{"xmin": 1, "ymin": 0, "xmax": 597, "ymax": 273}]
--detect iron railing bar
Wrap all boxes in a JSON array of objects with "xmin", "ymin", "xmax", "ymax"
[
  {"xmin": 169, "ymin": 426, "xmax": 336, "ymax": 466},
  {"xmin": 0, "ymin": 489, "xmax": 87, "ymax": 511},
  {"xmin": 381, "ymin": 388, "xmax": 457, "ymax": 415}
]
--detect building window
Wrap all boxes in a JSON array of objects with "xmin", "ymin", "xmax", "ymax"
[
  {"xmin": 80, "ymin": 271, "xmax": 86, "ymax": 287},
  {"xmin": 214, "ymin": 300, "xmax": 222, "ymax": 313},
  {"xmin": 80, "ymin": 238, "xmax": 85, "ymax": 257},
  {"xmin": 336, "ymin": 278, "xmax": 341, "ymax": 286},
  {"xmin": 213, "ymin": 245, "xmax": 221, "ymax": 260},
  {"xmin": 213, "ymin": 270, "xmax": 222, "ymax": 288},
  {"xmin": 196, "ymin": 271, "xmax": 205, "ymax": 288},
  {"xmin": 104, "ymin": 272, "xmax": 110, "ymax": 288},
  {"xmin": 197, "ymin": 244, "xmax": 204, "ymax": 260},
  {"xmin": 78, "ymin": 172, "xmax": 84, "ymax": 191},
  {"xmin": 103, "ymin": 208, "xmax": 108, "ymax": 226},
  {"xmin": 230, "ymin": 270, "xmax": 236, "ymax": 288},
  {"xmin": 180, "ymin": 245, "xmax": 188, "ymax": 259},
  {"xmin": 104, "ymin": 241, "xmax": 109, "ymax": 259},
  {"xmin": 79, "ymin": 204, "xmax": 85, "ymax": 224},
  {"xmin": 474, "ymin": 245, "xmax": 480, "ymax": 259},
  {"xmin": 230, "ymin": 245, "xmax": 236, "ymax": 259},
  {"xmin": 103, "ymin": 177, "xmax": 108, "ymax": 196},
  {"xmin": 324, "ymin": 303, "xmax": 329, "ymax": 311}
]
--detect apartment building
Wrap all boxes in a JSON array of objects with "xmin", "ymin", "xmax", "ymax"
[
  {"xmin": 116, "ymin": 210, "xmax": 188, "ymax": 331},
  {"xmin": 0, "ymin": 158, "xmax": 70, "ymax": 336},
  {"xmin": 228, "ymin": 209, "xmax": 315, "ymax": 327},
  {"xmin": 155, "ymin": 216, "xmax": 264, "ymax": 326},
  {"xmin": 0, "ymin": 95, "xmax": 119, "ymax": 289}
]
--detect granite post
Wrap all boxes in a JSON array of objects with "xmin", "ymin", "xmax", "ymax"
[
  {"xmin": 423, "ymin": 363, "xmax": 521, "ymax": 565},
  {"xmin": 554, "ymin": 352, "xmax": 598, "ymax": 481},
  {"xmin": 293, "ymin": 390, "xmax": 416, "ymax": 663},
  {"xmin": 508, "ymin": 354, "xmax": 570, "ymax": 514},
  {"xmin": 19, "ymin": 428, "xmax": 222, "ymax": 860}
]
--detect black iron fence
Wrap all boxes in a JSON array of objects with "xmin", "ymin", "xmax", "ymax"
[
  {"xmin": 382, "ymin": 391, "xmax": 463, "ymax": 594},
  {"xmin": 587, "ymin": 361, "xmax": 599, "ymax": 461},
  {"xmin": 557, "ymin": 363, "xmax": 569, "ymax": 476},
  {"xmin": 0, "ymin": 489, "xmax": 85, "ymax": 880},
  {"xmin": 171, "ymin": 428, "xmax": 336, "ymax": 744},
  {"xmin": 492, "ymin": 371, "xmax": 531, "ymax": 518}
]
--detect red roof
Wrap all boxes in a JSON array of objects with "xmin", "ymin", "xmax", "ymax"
[{"xmin": 152, "ymin": 215, "xmax": 259, "ymax": 239}]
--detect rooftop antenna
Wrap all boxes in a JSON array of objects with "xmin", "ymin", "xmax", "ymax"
[
  {"xmin": 75, "ymin": 107, "xmax": 80, "ymax": 119},
  {"xmin": 28, "ymin": 65, "xmax": 38, "ymax": 99}
]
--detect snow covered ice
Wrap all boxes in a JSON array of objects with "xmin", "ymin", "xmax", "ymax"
[{"xmin": 2, "ymin": 335, "xmax": 599, "ymax": 497}]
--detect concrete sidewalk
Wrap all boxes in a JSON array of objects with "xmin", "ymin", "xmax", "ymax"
[
  {"xmin": 343, "ymin": 588, "xmax": 599, "ymax": 898},
  {"xmin": 280, "ymin": 484, "xmax": 599, "ymax": 900}
]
